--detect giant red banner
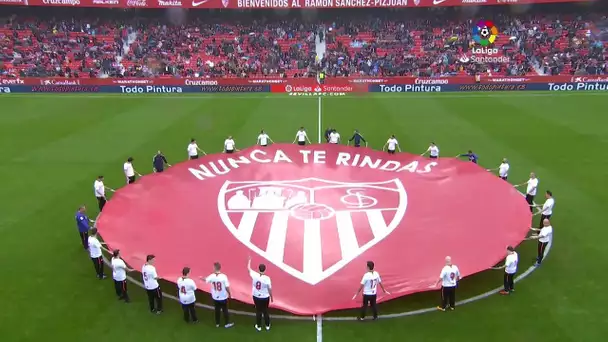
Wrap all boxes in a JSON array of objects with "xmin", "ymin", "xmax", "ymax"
[
  {"xmin": 1, "ymin": 75, "xmax": 607, "ymax": 87},
  {"xmin": 1, "ymin": 0, "xmax": 591, "ymax": 9}
]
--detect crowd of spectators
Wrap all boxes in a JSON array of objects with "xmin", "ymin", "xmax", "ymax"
[{"xmin": 0, "ymin": 5, "xmax": 606, "ymax": 79}]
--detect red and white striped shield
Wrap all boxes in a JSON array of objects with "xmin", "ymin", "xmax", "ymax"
[{"xmin": 218, "ymin": 178, "xmax": 408, "ymax": 285}]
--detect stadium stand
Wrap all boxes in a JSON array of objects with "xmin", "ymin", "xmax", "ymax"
[{"xmin": 0, "ymin": 6, "xmax": 606, "ymax": 78}]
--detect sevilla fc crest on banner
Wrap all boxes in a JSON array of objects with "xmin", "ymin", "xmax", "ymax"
[{"xmin": 218, "ymin": 178, "xmax": 408, "ymax": 285}]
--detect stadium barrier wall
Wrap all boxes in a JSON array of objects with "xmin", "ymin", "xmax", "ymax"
[{"xmin": 0, "ymin": 76, "xmax": 607, "ymax": 93}]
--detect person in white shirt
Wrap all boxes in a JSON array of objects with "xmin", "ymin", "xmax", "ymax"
[
  {"xmin": 111, "ymin": 250, "xmax": 134, "ymax": 302},
  {"xmin": 293, "ymin": 127, "xmax": 311, "ymax": 146},
  {"xmin": 493, "ymin": 246, "xmax": 518, "ymax": 295},
  {"xmin": 247, "ymin": 257, "xmax": 273, "ymax": 331},
  {"xmin": 203, "ymin": 262, "xmax": 234, "ymax": 328},
  {"xmin": 93, "ymin": 175, "xmax": 115, "ymax": 211},
  {"xmin": 88, "ymin": 228, "xmax": 108, "ymax": 279},
  {"xmin": 328, "ymin": 130, "xmax": 341, "ymax": 144},
  {"xmin": 533, "ymin": 190, "xmax": 555, "ymax": 227},
  {"xmin": 515, "ymin": 172, "xmax": 539, "ymax": 213},
  {"xmin": 177, "ymin": 267, "xmax": 198, "ymax": 323},
  {"xmin": 421, "ymin": 142, "xmax": 440, "ymax": 159},
  {"xmin": 257, "ymin": 129, "xmax": 274, "ymax": 147},
  {"xmin": 529, "ymin": 218, "xmax": 553, "ymax": 266},
  {"xmin": 383, "ymin": 135, "xmax": 401, "ymax": 154},
  {"xmin": 187, "ymin": 138, "xmax": 206, "ymax": 160},
  {"xmin": 123, "ymin": 157, "xmax": 141, "ymax": 184},
  {"xmin": 224, "ymin": 136, "xmax": 237, "ymax": 154},
  {"xmin": 353, "ymin": 261, "xmax": 390, "ymax": 320},
  {"xmin": 487, "ymin": 158, "xmax": 510, "ymax": 180},
  {"xmin": 142, "ymin": 254, "xmax": 163, "ymax": 314},
  {"xmin": 434, "ymin": 256, "xmax": 460, "ymax": 311}
]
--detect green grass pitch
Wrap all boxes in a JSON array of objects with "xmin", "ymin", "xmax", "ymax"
[{"xmin": 1, "ymin": 92, "xmax": 606, "ymax": 342}]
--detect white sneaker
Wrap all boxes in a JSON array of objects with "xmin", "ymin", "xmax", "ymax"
[
  {"xmin": 255, "ymin": 325, "xmax": 262, "ymax": 332},
  {"xmin": 225, "ymin": 323, "xmax": 234, "ymax": 328},
  {"xmin": 265, "ymin": 325, "xmax": 271, "ymax": 331},
  {"xmin": 215, "ymin": 324, "xmax": 219, "ymax": 328}
]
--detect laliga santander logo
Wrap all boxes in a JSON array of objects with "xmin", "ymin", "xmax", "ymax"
[
  {"xmin": 470, "ymin": 20, "xmax": 509, "ymax": 64},
  {"xmin": 472, "ymin": 20, "xmax": 498, "ymax": 47},
  {"xmin": 284, "ymin": 84, "xmax": 313, "ymax": 93},
  {"xmin": 218, "ymin": 178, "xmax": 407, "ymax": 285}
]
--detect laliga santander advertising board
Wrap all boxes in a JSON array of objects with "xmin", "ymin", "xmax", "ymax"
[
  {"xmin": 14, "ymin": 0, "xmax": 591, "ymax": 9},
  {"xmin": 97, "ymin": 144, "xmax": 531, "ymax": 315}
]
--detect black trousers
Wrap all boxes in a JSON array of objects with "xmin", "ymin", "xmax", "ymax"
[
  {"xmin": 181, "ymin": 303, "xmax": 198, "ymax": 322},
  {"xmin": 537, "ymin": 241, "xmax": 549, "ymax": 264},
  {"xmin": 539, "ymin": 214, "xmax": 551, "ymax": 228},
  {"xmin": 297, "ymin": 141, "xmax": 305, "ymax": 146},
  {"xmin": 253, "ymin": 296, "xmax": 270, "ymax": 327},
  {"xmin": 128, "ymin": 176, "xmax": 136, "ymax": 184},
  {"xmin": 360, "ymin": 294, "xmax": 378, "ymax": 319},
  {"xmin": 501, "ymin": 176, "xmax": 508, "ymax": 181},
  {"xmin": 214, "ymin": 299, "xmax": 230, "ymax": 325},
  {"xmin": 525, "ymin": 194, "xmax": 535, "ymax": 213},
  {"xmin": 91, "ymin": 256, "xmax": 104, "ymax": 278},
  {"xmin": 146, "ymin": 287, "xmax": 163, "ymax": 312},
  {"xmin": 441, "ymin": 286, "xmax": 456, "ymax": 309},
  {"xmin": 79, "ymin": 231, "xmax": 88, "ymax": 249},
  {"xmin": 388, "ymin": 149, "xmax": 395, "ymax": 154},
  {"xmin": 114, "ymin": 280, "xmax": 130, "ymax": 301},
  {"xmin": 504, "ymin": 272, "xmax": 515, "ymax": 291},
  {"xmin": 97, "ymin": 196, "xmax": 106, "ymax": 211}
]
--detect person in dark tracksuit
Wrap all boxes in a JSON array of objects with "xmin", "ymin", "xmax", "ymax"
[
  {"xmin": 75, "ymin": 205, "xmax": 92, "ymax": 250},
  {"xmin": 153, "ymin": 151, "xmax": 171, "ymax": 173},
  {"xmin": 324, "ymin": 128, "xmax": 334, "ymax": 142},
  {"xmin": 348, "ymin": 130, "xmax": 367, "ymax": 147}
]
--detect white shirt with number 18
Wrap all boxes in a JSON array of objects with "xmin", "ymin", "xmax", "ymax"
[{"xmin": 205, "ymin": 272, "xmax": 230, "ymax": 301}]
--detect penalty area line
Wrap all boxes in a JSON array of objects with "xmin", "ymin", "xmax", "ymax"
[{"xmin": 92, "ymin": 189, "xmax": 551, "ymax": 323}]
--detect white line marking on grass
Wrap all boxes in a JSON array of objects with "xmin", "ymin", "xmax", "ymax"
[
  {"xmin": 316, "ymin": 314, "xmax": 323, "ymax": 342},
  {"xmin": 318, "ymin": 96, "xmax": 322, "ymax": 144},
  {"xmin": 2, "ymin": 92, "xmax": 607, "ymax": 100}
]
